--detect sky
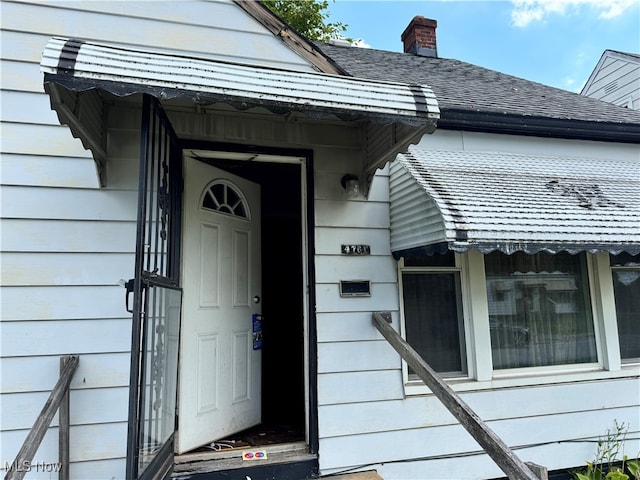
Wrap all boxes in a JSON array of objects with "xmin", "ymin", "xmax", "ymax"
[{"xmin": 326, "ymin": 0, "xmax": 640, "ymax": 92}]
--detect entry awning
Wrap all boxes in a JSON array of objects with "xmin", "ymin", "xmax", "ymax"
[
  {"xmin": 40, "ymin": 37, "xmax": 439, "ymax": 186},
  {"xmin": 41, "ymin": 37, "xmax": 439, "ymax": 124},
  {"xmin": 389, "ymin": 147, "xmax": 640, "ymax": 256}
]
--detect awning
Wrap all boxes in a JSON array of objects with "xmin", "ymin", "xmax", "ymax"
[
  {"xmin": 389, "ymin": 146, "xmax": 640, "ymax": 256},
  {"xmin": 40, "ymin": 37, "xmax": 439, "ymax": 187},
  {"xmin": 40, "ymin": 37, "xmax": 439, "ymax": 125}
]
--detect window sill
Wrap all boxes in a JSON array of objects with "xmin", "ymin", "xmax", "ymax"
[{"xmin": 403, "ymin": 363, "xmax": 640, "ymax": 396}]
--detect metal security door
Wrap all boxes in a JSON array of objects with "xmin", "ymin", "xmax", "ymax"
[{"xmin": 126, "ymin": 94, "xmax": 183, "ymax": 480}]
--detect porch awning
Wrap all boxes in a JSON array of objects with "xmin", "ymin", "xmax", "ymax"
[
  {"xmin": 389, "ymin": 146, "xmax": 640, "ymax": 256},
  {"xmin": 40, "ymin": 37, "xmax": 439, "ymax": 187},
  {"xmin": 41, "ymin": 37, "xmax": 439, "ymax": 125}
]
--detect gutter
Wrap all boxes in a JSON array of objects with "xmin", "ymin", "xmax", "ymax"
[{"xmin": 439, "ymin": 109, "xmax": 640, "ymax": 144}]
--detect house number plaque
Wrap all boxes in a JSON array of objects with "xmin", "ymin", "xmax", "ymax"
[{"xmin": 341, "ymin": 244, "xmax": 371, "ymax": 255}]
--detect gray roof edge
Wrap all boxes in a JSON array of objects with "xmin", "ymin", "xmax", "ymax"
[{"xmin": 439, "ymin": 109, "xmax": 640, "ymax": 143}]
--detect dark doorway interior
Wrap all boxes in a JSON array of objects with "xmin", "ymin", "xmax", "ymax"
[{"xmin": 201, "ymin": 157, "xmax": 305, "ymax": 444}]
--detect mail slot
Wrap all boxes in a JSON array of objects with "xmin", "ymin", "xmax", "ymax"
[{"xmin": 340, "ymin": 280, "xmax": 371, "ymax": 297}]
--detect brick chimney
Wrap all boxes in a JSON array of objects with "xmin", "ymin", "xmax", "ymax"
[{"xmin": 401, "ymin": 16, "xmax": 437, "ymax": 57}]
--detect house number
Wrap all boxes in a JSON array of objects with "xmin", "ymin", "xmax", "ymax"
[{"xmin": 341, "ymin": 244, "xmax": 371, "ymax": 255}]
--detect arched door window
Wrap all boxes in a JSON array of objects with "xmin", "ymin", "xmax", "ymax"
[{"xmin": 201, "ymin": 180, "xmax": 249, "ymax": 220}]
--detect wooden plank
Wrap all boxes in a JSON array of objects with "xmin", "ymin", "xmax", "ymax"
[
  {"xmin": 315, "ymin": 283, "xmax": 399, "ymax": 314},
  {"xmin": 1, "ymin": 252, "xmax": 134, "ymax": 286},
  {"xmin": 2, "ymin": 0, "xmax": 313, "ymax": 69},
  {"xmin": 317, "ymin": 311, "xmax": 399, "ymax": 343},
  {"xmin": 1, "ymin": 353, "xmax": 130, "ymax": 393},
  {"xmin": 313, "ymin": 227, "xmax": 390, "ymax": 256},
  {"xmin": 318, "ymin": 381, "xmax": 640, "ymax": 438},
  {"xmin": 1, "ymin": 286, "xmax": 128, "ymax": 321},
  {"xmin": 5, "ymin": 355, "xmax": 78, "ymax": 480},
  {"xmin": 0, "ymin": 388, "xmax": 129, "ymax": 430},
  {"xmin": 318, "ymin": 340, "xmax": 402, "ymax": 374},
  {"xmin": 1, "ymin": 124, "xmax": 90, "ymax": 158},
  {"xmin": 317, "ymin": 370, "xmax": 404, "ymax": 406},
  {"xmin": 0, "ymin": 319, "xmax": 130, "ymax": 357},
  {"xmin": 1, "ymin": 186, "xmax": 138, "ymax": 221},
  {"xmin": 0, "ymin": 154, "xmax": 99, "ymax": 189},
  {"xmin": 314, "ymin": 200, "xmax": 390, "ymax": 228},
  {"xmin": 372, "ymin": 312, "xmax": 542, "ymax": 480},
  {"xmin": 59, "ymin": 357, "xmax": 71, "ymax": 480},
  {"xmin": 1, "ymin": 219, "xmax": 135, "ymax": 253},
  {"xmin": 314, "ymin": 255, "xmax": 397, "ymax": 284}
]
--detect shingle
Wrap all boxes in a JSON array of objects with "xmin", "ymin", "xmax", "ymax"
[{"xmin": 317, "ymin": 43, "xmax": 640, "ymax": 126}]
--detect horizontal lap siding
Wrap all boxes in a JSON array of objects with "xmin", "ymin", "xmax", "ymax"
[
  {"xmin": 314, "ymin": 132, "xmax": 640, "ymax": 478},
  {"xmin": 1, "ymin": 0, "xmax": 320, "ymax": 476},
  {"xmin": 319, "ymin": 388, "xmax": 640, "ymax": 477}
]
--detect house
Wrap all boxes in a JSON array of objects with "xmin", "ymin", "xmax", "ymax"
[
  {"xmin": 1, "ymin": 3, "xmax": 638, "ymax": 480},
  {"xmin": 581, "ymin": 49, "xmax": 640, "ymax": 110}
]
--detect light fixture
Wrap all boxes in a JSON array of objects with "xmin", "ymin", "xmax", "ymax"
[{"xmin": 341, "ymin": 174, "xmax": 360, "ymax": 198}]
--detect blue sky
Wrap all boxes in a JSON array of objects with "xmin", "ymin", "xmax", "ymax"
[{"xmin": 326, "ymin": 0, "xmax": 640, "ymax": 92}]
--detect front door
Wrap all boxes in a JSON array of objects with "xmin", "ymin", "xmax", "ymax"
[{"xmin": 177, "ymin": 156, "xmax": 262, "ymax": 454}]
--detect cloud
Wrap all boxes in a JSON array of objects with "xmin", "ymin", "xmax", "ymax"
[{"xmin": 510, "ymin": 0, "xmax": 638, "ymax": 27}]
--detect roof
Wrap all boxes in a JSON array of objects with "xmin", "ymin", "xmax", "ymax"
[
  {"xmin": 317, "ymin": 43, "xmax": 640, "ymax": 142},
  {"xmin": 390, "ymin": 146, "xmax": 640, "ymax": 255},
  {"xmin": 40, "ymin": 37, "xmax": 439, "ymax": 127}
]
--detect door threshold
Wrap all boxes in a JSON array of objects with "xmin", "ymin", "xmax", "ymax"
[{"xmin": 172, "ymin": 441, "xmax": 317, "ymax": 479}]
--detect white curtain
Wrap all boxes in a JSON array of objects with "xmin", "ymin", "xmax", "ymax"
[{"xmin": 485, "ymin": 251, "xmax": 597, "ymax": 369}]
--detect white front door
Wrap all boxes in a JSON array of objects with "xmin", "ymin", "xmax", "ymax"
[{"xmin": 177, "ymin": 156, "xmax": 262, "ymax": 454}]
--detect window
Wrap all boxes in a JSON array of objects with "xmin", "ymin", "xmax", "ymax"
[
  {"xmin": 398, "ymin": 249, "xmax": 638, "ymax": 393},
  {"xmin": 202, "ymin": 180, "xmax": 248, "ymax": 219},
  {"xmin": 610, "ymin": 253, "xmax": 640, "ymax": 362},
  {"xmin": 485, "ymin": 251, "xmax": 596, "ymax": 369},
  {"xmin": 400, "ymin": 252, "xmax": 467, "ymax": 378}
]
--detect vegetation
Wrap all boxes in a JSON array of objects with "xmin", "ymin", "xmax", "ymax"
[
  {"xmin": 571, "ymin": 421, "xmax": 640, "ymax": 480},
  {"xmin": 263, "ymin": 0, "xmax": 350, "ymax": 42}
]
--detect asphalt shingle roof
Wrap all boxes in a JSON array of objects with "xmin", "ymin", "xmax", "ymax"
[{"xmin": 317, "ymin": 43, "xmax": 640, "ymax": 127}]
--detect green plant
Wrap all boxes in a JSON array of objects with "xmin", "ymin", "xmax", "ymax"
[{"xmin": 571, "ymin": 421, "xmax": 639, "ymax": 480}]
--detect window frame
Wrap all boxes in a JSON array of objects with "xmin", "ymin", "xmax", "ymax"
[
  {"xmin": 606, "ymin": 253, "xmax": 640, "ymax": 365},
  {"xmin": 398, "ymin": 254, "xmax": 474, "ymax": 388},
  {"xmin": 398, "ymin": 250, "xmax": 640, "ymax": 397}
]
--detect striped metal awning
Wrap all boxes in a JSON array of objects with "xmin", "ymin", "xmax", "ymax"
[
  {"xmin": 40, "ymin": 37, "xmax": 439, "ymax": 126},
  {"xmin": 390, "ymin": 146, "xmax": 640, "ymax": 255}
]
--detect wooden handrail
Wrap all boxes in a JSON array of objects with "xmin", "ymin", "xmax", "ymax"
[
  {"xmin": 5, "ymin": 355, "xmax": 79, "ymax": 480},
  {"xmin": 372, "ymin": 312, "xmax": 546, "ymax": 480}
]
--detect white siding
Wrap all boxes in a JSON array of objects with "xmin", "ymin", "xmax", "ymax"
[
  {"xmin": 1, "ymin": 1, "xmax": 316, "ymax": 476},
  {"xmin": 313, "ymin": 129, "xmax": 640, "ymax": 478},
  {"xmin": 582, "ymin": 51, "xmax": 640, "ymax": 110}
]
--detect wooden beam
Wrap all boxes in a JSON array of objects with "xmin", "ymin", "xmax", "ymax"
[
  {"xmin": 58, "ymin": 356, "xmax": 72, "ymax": 480},
  {"xmin": 5, "ymin": 355, "xmax": 79, "ymax": 480},
  {"xmin": 372, "ymin": 312, "xmax": 543, "ymax": 480}
]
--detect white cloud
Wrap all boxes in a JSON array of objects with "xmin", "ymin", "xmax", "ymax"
[{"xmin": 510, "ymin": 0, "xmax": 638, "ymax": 27}]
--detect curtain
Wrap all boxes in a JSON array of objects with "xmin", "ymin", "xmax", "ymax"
[{"xmin": 485, "ymin": 252, "xmax": 596, "ymax": 369}]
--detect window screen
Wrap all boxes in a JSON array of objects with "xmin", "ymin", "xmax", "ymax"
[
  {"xmin": 401, "ymin": 270, "xmax": 466, "ymax": 377},
  {"xmin": 610, "ymin": 253, "xmax": 640, "ymax": 362}
]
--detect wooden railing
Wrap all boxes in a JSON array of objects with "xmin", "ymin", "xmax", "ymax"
[
  {"xmin": 5, "ymin": 355, "xmax": 79, "ymax": 480},
  {"xmin": 372, "ymin": 312, "xmax": 547, "ymax": 480}
]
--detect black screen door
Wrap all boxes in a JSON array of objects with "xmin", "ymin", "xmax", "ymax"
[{"xmin": 126, "ymin": 94, "xmax": 183, "ymax": 480}]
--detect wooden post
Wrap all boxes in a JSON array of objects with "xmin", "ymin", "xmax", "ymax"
[
  {"xmin": 58, "ymin": 356, "xmax": 72, "ymax": 480},
  {"xmin": 5, "ymin": 355, "xmax": 79, "ymax": 480},
  {"xmin": 372, "ymin": 312, "xmax": 544, "ymax": 480}
]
